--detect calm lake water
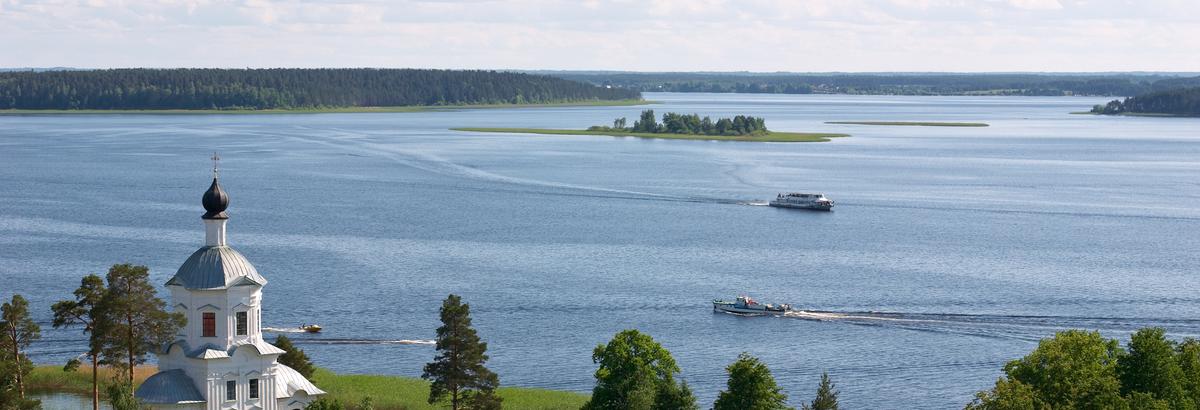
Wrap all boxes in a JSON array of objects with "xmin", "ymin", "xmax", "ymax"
[{"xmin": 5, "ymin": 93, "xmax": 1200, "ymax": 408}]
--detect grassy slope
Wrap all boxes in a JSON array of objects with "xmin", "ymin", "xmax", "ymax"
[
  {"xmin": 825, "ymin": 121, "xmax": 989, "ymax": 127},
  {"xmin": 452, "ymin": 127, "xmax": 849, "ymax": 142},
  {"xmin": 27, "ymin": 366, "xmax": 587, "ymax": 410},
  {"xmin": 310, "ymin": 369, "xmax": 588, "ymax": 410},
  {"xmin": 0, "ymin": 99, "xmax": 652, "ymax": 115}
]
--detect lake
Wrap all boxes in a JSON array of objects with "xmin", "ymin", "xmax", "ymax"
[{"xmin": 4, "ymin": 93, "xmax": 1200, "ymax": 408}]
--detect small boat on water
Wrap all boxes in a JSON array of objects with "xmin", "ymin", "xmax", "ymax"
[
  {"xmin": 300, "ymin": 324, "xmax": 322, "ymax": 333},
  {"xmin": 769, "ymin": 193, "xmax": 833, "ymax": 211},
  {"xmin": 713, "ymin": 296, "xmax": 791, "ymax": 315}
]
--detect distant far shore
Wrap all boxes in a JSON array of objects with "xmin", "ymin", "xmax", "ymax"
[
  {"xmin": 825, "ymin": 121, "xmax": 989, "ymax": 127},
  {"xmin": 0, "ymin": 99, "xmax": 654, "ymax": 115},
  {"xmin": 452, "ymin": 127, "xmax": 849, "ymax": 142}
]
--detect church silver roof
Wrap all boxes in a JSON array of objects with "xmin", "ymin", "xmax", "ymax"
[
  {"xmin": 135, "ymin": 369, "xmax": 205, "ymax": 404},
  {"xmin": 275, "ymin": 364, "xmax": 326, "ymax": 398},
  {"xmin": 166, "ymin": 245, "xmax": 268, "ymax": 290}
]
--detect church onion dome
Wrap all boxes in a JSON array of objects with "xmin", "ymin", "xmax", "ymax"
[
  {"xmin": 202, "ymin": 177, "xmax": 229, "ymax": 220},
  {"xmin": 166, "ymin": 246, "xmax": 267, "ymax": 290}
]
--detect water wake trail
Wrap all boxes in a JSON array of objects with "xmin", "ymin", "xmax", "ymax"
[
  {"xmin": 777, "ymin": 310, "xmax": 1200, "ymax": 342},
  {"xmin": 292, "ymin": 338, "xmax": 436, "ymax": 346},
  {"xmin": 263, "ymin": 327, "xmax": 308, "ymax": 333}
]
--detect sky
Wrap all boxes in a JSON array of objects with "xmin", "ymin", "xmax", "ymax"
[{"xmin": 1, "ymin": 0, "xmax": 1197, "ymax": 72}]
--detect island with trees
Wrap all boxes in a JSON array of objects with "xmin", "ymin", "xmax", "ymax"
[
  {"xmin": 455, "ymin": 110, "xmax": 849, "ymax": 142},
  {"xmin": 1089, "ymin": 87, "xmax": 1200, "ymax": 117},
  {"xmin": 0, "ymin": 68, "xmax": 644, "ymax": 112}
]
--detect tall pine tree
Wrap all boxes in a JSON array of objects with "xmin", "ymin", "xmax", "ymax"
[
  {"xmin": 93, "ymin": 263, "xmax": 186, "ymax": 387},
  {"xmin": 1, "ymin": 294, "xmax": 41, "ymax": 407},
  {"xmin": 802, "ymin": 373, "xmax": 839, "ymax": 410},
  {"xmin": 422, "ymin": 294, "xmax": 501, "ymax": 410},
  {"xmin": 51, "ymin": 274, "xmax": 108, "ymax": 410}
]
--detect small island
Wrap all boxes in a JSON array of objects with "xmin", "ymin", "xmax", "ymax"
[
  {"xmin": 1088, "ymin": 87, "xmax": 1200, "ymax": 117},
  {"xmin": 825, "ymin": 121, "xmax": 989, "ymax": 127},
  {"xmin": 455, "ymin": 110, "xmax": 849, "ymax": 142}
]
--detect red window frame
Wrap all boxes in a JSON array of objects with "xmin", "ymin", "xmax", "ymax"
[{"xmin": 202, "ymin": 312, "xmax": 216, "ymax": 337}]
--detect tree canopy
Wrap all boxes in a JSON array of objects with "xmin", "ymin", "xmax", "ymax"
[
  {"xmin": 92, "ymin": 263, "xmax": 186, "ymax": 387},
  {"xmin": 0, "ymin": 68, "xmax": 641, "ymax": 110},
  {"xmin": 591, "ymin": 110, "xmax": 769, "ymax": 136},
  {"xmin": 1091, "ymin": 87, "xmax": 1200, "ymax": 117},
  {"xmin": 969, "ymin": 328, "xmax": 1200, "ymax": 409},
  {"xmin": 714, "ymin": 353, "xmax": 792, "ymax": 410},
  {"xmin": 275, "ymin": 335, "xmax": 317, "ymax": 379},
  {"xmin": 422, "ymin": 294, "xmax": 501, "ymax": 410},
  {"xmin": 583, "ymin": 329, "xmax": 698, "ymax": 410},
  {"xmin": 1, "ymin": 294, "xmax": 41, "ymax": 409},
  {"xmin": 51, "ymin": 273, "xmax": 108, "ymax": 410}
]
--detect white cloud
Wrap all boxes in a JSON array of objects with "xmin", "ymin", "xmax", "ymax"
[{"xmin": 0, "ymin": 0, "xmax": 1196, "ymax": 71}]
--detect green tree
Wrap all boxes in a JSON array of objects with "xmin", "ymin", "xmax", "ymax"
[
  {"xmin": 582, "ymin": 329, "xmax": 698, "ymax": 410},
  {"xmin": 422, "ymin": 294, "xmax": 501, "ymax": 410},
  {"xmin": 305, "ymin": 398, "xmax": 345, "ymax": 410},
  {"xmin": 714, "ymin": 353, "xmax": 792, "ymax": 410},
  {"xmin": 93, "ymin": 264, "xmax": 186, "ymax": 386},
  {"xmin": 1, "ymin": 294, "xmax": 40, "ymax": 405},
  {"xmin": 51, "ymin": 274, "xmax": 108, "ymax": 410},
  {"xmin": 801, "ymin": 373, "xmax": 838, "ymax": 410},
  {"xmin": 1117, "ymin": 328, "xmax": 1191, "ymax": 409},
  {"xmin": 965, "ymin": 378, "xmax": 1045, "ymax": 410},
  {"xmin": 274, "ymin": 335, "xmax": 316, "ymax": 379},
  {"xmin": 104, "ymin": 382, "xmax": 140, "ymax": 410},
  {"xmin": 1178, "ymin": 339, "xmax": 1200, "ymax": 407},
  {"xmin": 976, "ymin": 330, "xmax": 1125, "ymax": 408}
]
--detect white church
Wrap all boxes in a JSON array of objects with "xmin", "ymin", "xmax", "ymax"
[{"xmin": 135, "ymin": 167, "xmax": 325, "ymax": 409}]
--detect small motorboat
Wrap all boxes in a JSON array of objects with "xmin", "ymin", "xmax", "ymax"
[
  {"xmin": 713, "ymin": 296, "xmax": 791, "ymax": 315},
  {"xmin": 300, "ymin": 324, "xmax": 322, "ymax": 333}
]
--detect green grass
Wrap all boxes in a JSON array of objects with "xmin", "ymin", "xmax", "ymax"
[
  {"xmin": 27, "ymin": 366, "xmax": 587, "ymax": 410},
  {"xmin": 27, "ymin": 365, "xmax": 156, "ymax": 394},
  {"xmin": 451, "ymin": 127, "xmax": 849, "ymax": 142},
  {"xmin": 0, "ymin": 99, "xmax": 654, "ymax": 115},
  {"xmin": 311, "ymin": 368, "xmax": 588, "ymax": 410},
  {"xmin": 824, "ymin": 121, "xmax": 989, "ymax": 127}
]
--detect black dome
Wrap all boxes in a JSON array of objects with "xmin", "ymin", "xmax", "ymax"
[{"xmin": 201, "ymin": 178, "xmax": 229, "ymax": 219}]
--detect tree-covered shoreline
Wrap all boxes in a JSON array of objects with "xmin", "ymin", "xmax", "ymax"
[
  {"xmin": 1090, "ymin": 87, "xmax": 1200, "ymax": 117},
  {"xmin": 546, "ymin": 71, "xmax": 1200, "ymax": 97},
  {"xmin": 0, "ymin": 68, "xmax": 641, "ymax": 110}
]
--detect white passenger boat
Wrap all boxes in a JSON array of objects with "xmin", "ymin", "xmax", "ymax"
[
  {"xmin": 713, "ymin": 296, "xmax": 791, "ymax": 315},
  {"xmin": 768, "ymin": 192, "xmax": 833, "ymax": 211}
]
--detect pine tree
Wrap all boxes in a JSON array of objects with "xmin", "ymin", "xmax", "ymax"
[
  {"xmin": 802, "ymin": 373, "xmax": 839, "ymax": 410},
  {"xmin": 51, "ymin": 274, "xmax": 108, "ymax": 410},
  {"xmin": 714, "ymin": 353, "xmax": 792, "ymax": 410},
  {"xmin": 1, "ymin": 294, "xmax": 41, "ymax": 408},
  {"xmin": 422, "ymin": 294, "xmax": 501, "ymax": 410},
  {"xmin": 93, "ymin": 263, "xmax": 186, "ymax": 386},
  {"xmin": 274, "ymin": 335, "xmax": 316, "ymax": 379}
]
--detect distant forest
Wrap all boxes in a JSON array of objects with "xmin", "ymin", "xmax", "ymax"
[
  {"xmin": 0, "ymin": 68, "xmax": 641, "ymax": 110},
  {"xmin": 1091, "ymin": 87, "xmax": 1200, "ymax": 117},
  {"xmin": 545, "ymin": 72, "xmax": 1200, "ymax": 97}
]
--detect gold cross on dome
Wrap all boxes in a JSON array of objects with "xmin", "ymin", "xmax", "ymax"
[{"xmin": 211, "ymin": 152, "xmax": 220, "ymax": 178}]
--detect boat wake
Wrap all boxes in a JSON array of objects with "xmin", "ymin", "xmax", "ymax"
[
  {"xmin": 778, "ymin": 310, "xmax": 1200, "ymax": 342},
  {"xmin": 292, "ymin": 338, "xmax": 437, "ymax": 346},
  {"xmin": 263, "ymin": 327, "xmax": 307, "ymax": 333}
]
